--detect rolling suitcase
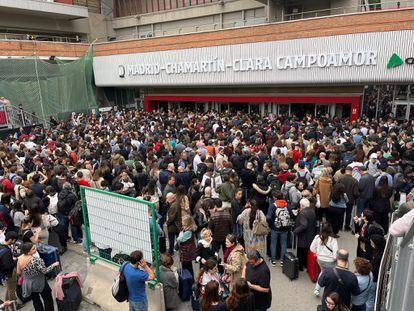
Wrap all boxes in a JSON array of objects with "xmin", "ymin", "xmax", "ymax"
[
  {"xmin": 178, "ymin": 268, "xmax": 193, "ymax": 301},
  {"xmin": 307, "ymin": 250, "xmax": 321, "ymax": 283},
  {"xmin": 37, "ymin": 244, "xmax": 61, "ymax": 279},
  {"xmin": 56, "ymin": 276, "xmax": 82, "ymax": 311},
  {"xmin": 282, "ymin": 231, "xmax": 299, "ymax": 280}
]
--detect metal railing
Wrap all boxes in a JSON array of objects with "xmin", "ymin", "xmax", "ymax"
[
  {"xmin": 0, "ymin": 102, "xmax": 47, "ymax": 129},
  {"xmin": 376, "ymin": 210, "xmax": 414, "ymax": 311},
  {"xmin": 283, "ymin": 0, "xmax": 414, "ymax": 21},
  {"xmin": 109, "ymin": 0, "xmax": 414, "ymax": 42},
  {"xmin": 0, "ymin": 32, "xmax": 88, "ymax": 43}
]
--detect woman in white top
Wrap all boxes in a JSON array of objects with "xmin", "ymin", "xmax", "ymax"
[{"xmin": 310, "ymin": 221, "xmax": 338, "ymax": 296}]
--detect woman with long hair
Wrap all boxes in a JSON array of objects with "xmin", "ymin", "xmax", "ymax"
[
  {"xmin": 236, "ymin": 200, "xmax": 267, "ymax": 259},
  {"xmin": 226, "ymin": 278, "xmax": 255, "ymax": 311},
  {"xmin": 197, "ymin": 259, "xmax": 222, "ymax": 293},
  {"xmin": 200, "ymin": 280, "xmax": 227, "ymax": 311},
  {"xmin": 328, "ymin": 183, "xmax": 349, "ymax": 236},
  {"xmin": 176, "ymin": 215, "xmax": 197, "ymax": 278},
  {"xmin": 366, "ymin": 235, "xmax": 386, "ymax": 311},
  {"xmin": 310, "ymin": 222, "xmax": 338, "ymax": 296},
  {"xmin": 17, "ymin": 242, "xmax": 59, "ymax": 311},
  {"xmin": 313, "ymin": 167, "xmax": 333, "ymax": 221},
  {"xmin": 20, "ymin": 218, "xmax": 40, "ymax": 244},
  {"xmin": 370, "ymin": 175, "xmax": 393, "ymax": 234},
  {"xmin": 176, "ymin": 185, "xmax": 191, "ymax": 223},
  {"xmin": 325, "ymin": 292, "xmax": 350, "ymax": 311},
  {"xmin": 221, "ymin": 234, "xmax": 247, "ymax": 288}
]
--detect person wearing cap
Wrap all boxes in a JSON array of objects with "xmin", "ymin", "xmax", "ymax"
[
  {"xmin": 365, "ymin": 153, "xmax": 380, "ymax": 178},
  {"xmin": 356, "ymin": 166, "xmax": 375, "ymax": 216},
  {"xmin": 338, "ymin": 166, "xmax": 359, "ymax": 231}
]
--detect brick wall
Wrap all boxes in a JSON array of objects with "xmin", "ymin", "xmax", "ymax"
[{"xmin": 1, "ymin": 8, "xmax": 413, "ymax": 58}]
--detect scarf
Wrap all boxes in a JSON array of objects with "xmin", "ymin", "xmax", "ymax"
[{"xmin": 224, "ymin": 245, "xmax": 236, "ymax": 263}]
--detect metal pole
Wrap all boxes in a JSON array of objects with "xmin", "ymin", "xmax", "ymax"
[
  {"xmin": 150, "ymin": 203, "xmax": 160, "ymax": 282},
  {"xmin": 361, "ymin": 85, "xmax": 366, "ymax": 118},
  {"xmin": 34, "ymin": 56, "xmax": 47, "ymax": 127},
  {"xmin": 80, "ymin": 186, "xmax": 92, "ymax": 259},
  {"xmin": 375, "ymin": 86, "xmax": 380, "ymax": 119}
]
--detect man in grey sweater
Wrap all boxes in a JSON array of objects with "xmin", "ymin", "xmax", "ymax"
[{"xmin": 356, "ymin": 166, "xmax": 375, "ymax": 216}]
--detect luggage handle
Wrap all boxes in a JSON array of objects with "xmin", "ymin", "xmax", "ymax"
[{"xmin": 290, "ymin": 230, "xmax": 298, "ymax": 257}]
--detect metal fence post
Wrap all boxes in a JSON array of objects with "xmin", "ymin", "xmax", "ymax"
[
  {"xmin": 150, "ymin": 202, "xmax": 160, "ymax": 282},
  {"xmin": 80, "ymin": 186, "xmax": 92, "ymax": 260}
]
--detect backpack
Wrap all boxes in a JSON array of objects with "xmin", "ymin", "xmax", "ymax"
[
  {"xmin": 297, "ymin": 171, "xmax": 310, "ymax": 189},
  {"xmin": 48, "ymin": 193, "xmax": 58, "ymax": 215},
  {"xmin": 274, "ymin": 207, "xmax": 290, "ymax": 229},
  {"xmin": 267, "ymin": 173, "xmax": 282, "ymax": 191}
]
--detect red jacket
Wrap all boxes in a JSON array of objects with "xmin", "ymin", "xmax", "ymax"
[{"xmin": 278, "ymin": 170, "xmax": 291, "ymax": 184}]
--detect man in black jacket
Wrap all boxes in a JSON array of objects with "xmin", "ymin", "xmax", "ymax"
[
  {"xmin": 357, "ymin": 166, "xmax": 375, "ymax": 216},
  {"xmin": 293, "ymin": 198, "xmax": 316, "ymax": 271},
  {"xmin": 0, "ymin": 231, "xmax": 18, "ymax": 302},
  {"xmin": 318, "ymin": 249, "xmax": 360, "ymax": 310},
  {"xmin": 57, "ymin": 182, "xmax": 78, "ymax": 252},
  {"xmin": 338, "ymin": 166, "xmax": 359, "ymax": 231}
]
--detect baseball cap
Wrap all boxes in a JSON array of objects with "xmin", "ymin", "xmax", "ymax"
[
  {"xmin": 370, "ymin": 153, "xmax": 378, "ymax": 159},
  {"xmin": 359, "ymin": 166, "xmax": 367, "ymax": 171}
]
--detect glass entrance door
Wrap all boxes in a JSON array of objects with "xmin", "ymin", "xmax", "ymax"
[
  {"xmin": 315, "ymin": 104, "xmax": 330, "ymax": 118},
  {"xmin": 392, "ymin": 101, "xmax": 409, "ymax": 120}
]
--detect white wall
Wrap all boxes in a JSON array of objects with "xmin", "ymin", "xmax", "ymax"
[{"xmin": 93, "ymin": 30, "xmax": 414, "ymax": 87}]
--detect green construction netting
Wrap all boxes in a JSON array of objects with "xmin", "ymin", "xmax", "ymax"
[{"xmin": 0, "ymin": 45, "xmax": 96, "ymax": 124}]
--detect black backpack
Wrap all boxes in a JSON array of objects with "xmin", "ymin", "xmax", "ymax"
[{"xmin": 296, "ymin": 171, "xmax": 310, "ymax": 189}]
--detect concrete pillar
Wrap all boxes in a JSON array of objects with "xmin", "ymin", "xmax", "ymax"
[
  {"xmin": 268, "ymin": 0, "xmax": 284, "ymax": 22},
  {"xmin": 83, "ymin": 259, "xmax": 166, "ymax": 311}
]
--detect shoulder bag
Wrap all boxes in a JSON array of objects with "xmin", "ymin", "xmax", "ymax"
[
  {"xmin": 112, "ymin": 263, "xmax": 129, "ymax": 302},
  {"xmin": 252, "ymin": 210, "xmax": 269, "ymax": 236}
]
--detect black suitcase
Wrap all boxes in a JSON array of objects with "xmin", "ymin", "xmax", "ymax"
[
  {"xmin": 282, "ymin": 232, "xmax": 299, "ymax": 280},
  {"xmin": 56, "ymin": 277, "xmax": 82, "ymax": 311}
]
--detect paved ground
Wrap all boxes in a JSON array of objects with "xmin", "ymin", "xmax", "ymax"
[{"xmin": 0, "ymin": 231, "xmax": 357, "ymax": 311}]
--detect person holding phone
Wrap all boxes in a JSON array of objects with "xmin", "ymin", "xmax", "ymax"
[{"xmin": 120, "ymin": 250, "xmax": 155, "ymax": 311}]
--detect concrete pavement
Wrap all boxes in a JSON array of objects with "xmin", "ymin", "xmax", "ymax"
[{"xmin": 0, "ymin": 231, "xmax": 357, "ymax": 311}]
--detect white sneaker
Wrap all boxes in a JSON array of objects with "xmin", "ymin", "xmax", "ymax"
[{"xmin": 314, "ymin": 289, "xmax": 320, "ymax": 297}]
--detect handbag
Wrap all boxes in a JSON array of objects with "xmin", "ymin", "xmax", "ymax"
[
  {"xmin": 252, "ymin": 211, "xmax": 269, "ymax": 236},
  {"xmin": 112, "ymin": 263, "xmax": 129, "ymax": 302}
]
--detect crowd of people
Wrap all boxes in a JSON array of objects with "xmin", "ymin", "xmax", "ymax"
[{"xmin": 0, "ymin": 108, "xmax": 413, "ymax": 311}]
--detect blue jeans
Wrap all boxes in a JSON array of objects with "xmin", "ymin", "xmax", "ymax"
[
  {"xmin": 233, "ymin": 223, "xmax": 243, "ymax": 238},
  {"xmin": 270, "ymin": 229, "xmax": 288, "ymax": 262},
  {"xmin": 365, "ymin": 282, "xmax": 376, "ymax": 311},
  {"xmin": 168, "ymin": 232, "xmax": 177, "ymax": 255},
  {"xmin": 71, "ymin": 225, "xmax": 82, "ymax": 242},
  {"xmin": 129, "ymin": 299, "xmax": 148, "ymax": 311},
  {"xmin": 356, "ymin": 198, "xmax": 370, "ymax": 216}
]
